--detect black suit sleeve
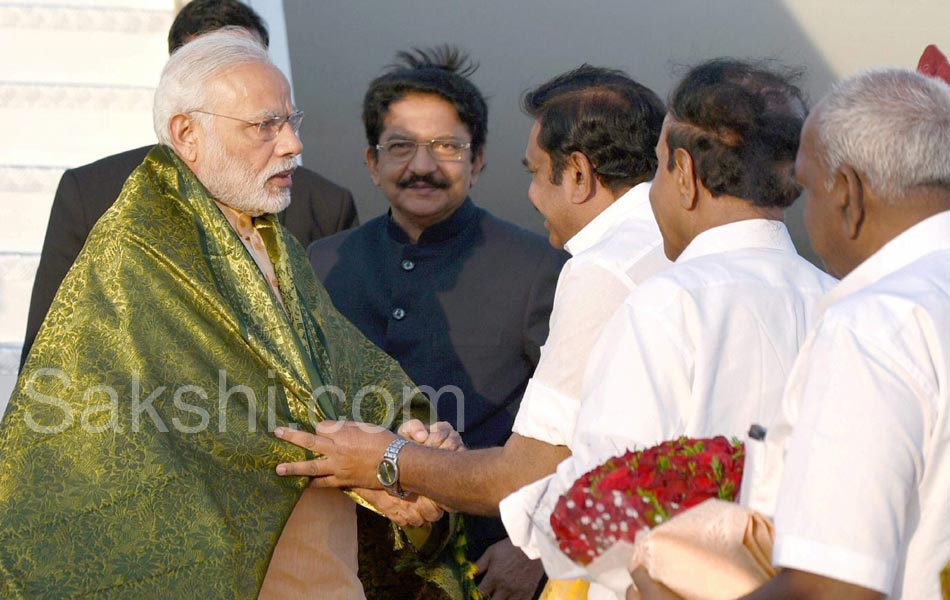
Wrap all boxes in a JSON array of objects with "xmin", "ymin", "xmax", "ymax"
[
  {"xmin": 21, "ymin": 169, "xmax": 90, "ymax": 368},
  {"xmin": 336, "ymin": 188, "xmax": 359, "ymax": 230},
  {"xmin": 284, "ymin": 168, "xmax": 359, "ymax": 247},
  {"xmin": 310, "ymin": 185, "xmax": 358, "ymax": 243}
]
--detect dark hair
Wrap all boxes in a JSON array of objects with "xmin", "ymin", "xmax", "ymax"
[
  {"xmin": 665, "ymin": 58, "xmax": 807, "ymax": 208},
  {"xmin": 168, "ymin": 0, "xmax": 269, "ymax": 54},
  {"xmin": 362, "ymin": 45, "xmax": 488, "ymax": 160},
  {"xmin": 522, "ymin": 65, "xmax": 665, "ymax": 193}
]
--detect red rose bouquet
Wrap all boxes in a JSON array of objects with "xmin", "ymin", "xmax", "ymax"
[{"xmin": 550, "ymin": 436, "xmax": 744, "ymax": 565}]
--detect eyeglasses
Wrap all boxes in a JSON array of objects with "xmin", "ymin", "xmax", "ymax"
[
  {"xmin": 375, "ymin": 138, "xmax": 472, "ymax": 162},
  {"xmin": 191, "ymin": 109, "xmax": 304, "ymax": 141}
]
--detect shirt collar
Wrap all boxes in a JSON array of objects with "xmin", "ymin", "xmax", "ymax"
[
  {"xmin": 563, "ymin": 182, "xmax": 653, "ymax": 256},
  {"xmin": 817, "ymin": 209, "xmax": 950, "ymax": 315},
  {"xmin": 676, "ymin": 218, "xmax": 796, "ymax": 264},
  {"xmin": 215, "ymin": 201, "xmax": 256, "ymax": 237},
  {"xmin": 387, "ymin": 197, "xmax": 478, "ymax": 245}
]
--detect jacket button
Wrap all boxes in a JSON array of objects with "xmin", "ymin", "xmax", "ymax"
[
  {"xmin": 392, "ymin": 307, "xmax": 406, "ymax": 320},
  {"xmin": 401, "ymin": 259, "xmax": 415, "ymax": 271}
]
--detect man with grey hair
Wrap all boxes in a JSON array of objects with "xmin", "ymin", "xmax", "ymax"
[
  {"xmin": 634, "ymin": 68, "xmax": 950, "ymax": 600},
  {"xmin": 21, "ymin": 0, "xmax": 358, "ymax": 370},
  {"xmin": 0, "ymin": 31, "xmax": 472, "ymax": 600}
]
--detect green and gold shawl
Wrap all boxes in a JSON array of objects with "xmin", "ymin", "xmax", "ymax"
[{"xmin": 0, "ymin": 146, "xmax": 472, "ymax": 599}]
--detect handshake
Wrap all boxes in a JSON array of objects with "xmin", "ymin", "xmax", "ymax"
[{"xmin": 274, "ymin": 419, "xmax": 464, "ymax": 527}]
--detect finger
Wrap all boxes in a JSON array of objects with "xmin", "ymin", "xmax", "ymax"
[
  {"xmin": 275, "ymin": 457, "xmax": 333, "ymax": 478},
  {"xmin": 403, "ymin": 511, "xmax": 424, "ymax": 528},
  {"xmin": 306, "ymin": 475, "xmax": 345, "ymax": 488},
  {"xmin": 630, "ymin": 566, "xmax": 681, "ymax": 600},
  {"xmin": 476, "ymin": 570, "xmax": 497, "ymax": 597},
  {"xmin": 439, "ymin": 431, "xmax": 463, "ymax": 451},
  {"xmin": 492, "ymin": 588, "xmax": 512, "ymax": 600},
  {"xmin": 422, "ymin": 430, "xmax": 448, "ymax": 448},
  {"xmin": 429, "ymin": 421, "xmax": 456, "ymax": 437},
  {"xmin": 274, "ymin": 426, "xmax": 334, "ymax": 456},
  {"xmin": 473, "ymin": 547, "xmax": 492, "ymax": 574},
  {"xmin": 398, "ymin": 419, "xmax": 430, "ymax": 443},
  {"xmin": 423, "ymin": 421, "xmax": 458, "ymax": 448},
  {"xmin": 631, "ymin": 566, "xmax": 654, "ymax": 591},
  {"xmin": 415, "ymin": 498, "xmax": 444, "ymax": 523}
]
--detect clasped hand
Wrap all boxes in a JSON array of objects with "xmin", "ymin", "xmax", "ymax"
[{"xmin": 273, "ymin": 419, "xmax": 462, "ymax": 526}]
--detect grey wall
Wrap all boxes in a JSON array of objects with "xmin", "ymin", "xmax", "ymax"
[{"xmin": 284, "ymin": 0, "xmax": 949, "ymax": 265}]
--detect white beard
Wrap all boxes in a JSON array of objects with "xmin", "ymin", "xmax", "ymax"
[{"xmin": 197, "ymin": 134, "xmax": 295, "ymax": 216}]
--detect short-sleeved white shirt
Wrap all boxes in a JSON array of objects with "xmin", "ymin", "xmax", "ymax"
[
  {"xmin": 503, "ymin": 219, "xmax": 835, "ymax": 597},
  {"xmin": 501, "ymin": 183, "xmax": 669, "ymax": 600},
  {"xmin": 771, "ymin": 210, "xmax": 950, "ymax": 598},
  {"xmin": 511, "ymin": 182, "xmax": 668, "ymax": 447}
]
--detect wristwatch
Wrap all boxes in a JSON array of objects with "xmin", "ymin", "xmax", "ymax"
[{"xmin": 377, "ymin": 437, "xmax": 411, "ymax": 498}]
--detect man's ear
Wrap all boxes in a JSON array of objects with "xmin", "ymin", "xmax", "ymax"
[
  {"xmin": 567, "ymin": 151, "xmax": 597, "ymax": 205},
  {"xmin": 839, "ymin": 165, "xmax": 866, "ymax": 240},
  {"xmin": 168, "ymin": 113, "xmax": 200, "ymax": 163},
  {"xmin": 365, "ymin": 147, "xmax": 381, "ymax": 186},
  {"xmin": 468, "ymin": 148, "xmax": 486, "ymax": 188},
  {"xmin": 673, "ymin": 148, "xmax": 698, "ymax": 210}
]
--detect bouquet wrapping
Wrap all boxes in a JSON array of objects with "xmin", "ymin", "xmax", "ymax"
[{"xmin": 549, "ymin": 436, "xmax": 776, "ymax": 599}]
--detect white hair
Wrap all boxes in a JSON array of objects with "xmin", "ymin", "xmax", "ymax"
[
  {"xmin": 816, "ymin": 68, "xmax": 950, "ymax": 199},
  {"xmin": 153, "ymin": 27, "xmax": 273, "ymax": 146}
]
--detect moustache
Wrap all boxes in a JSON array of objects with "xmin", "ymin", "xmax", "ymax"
[
  {"xmin": 397, "ymin": 174, "xmax": 450, "ymax": 189},
  {"xmin": 265, "ymin": 160, "xmax": 298, "ymax": 179}
]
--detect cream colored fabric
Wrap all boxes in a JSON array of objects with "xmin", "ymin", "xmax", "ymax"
[
  {"xmin": 259, "ymin": 487, "xmax": 365, "ymax": 599},
  {"xmin": 628, "ymin": 500, "xmax": 775, "ymax": 600},
  {"xmin": 216, "ymin": 200, "xmax": 285, "ymax": 308}
]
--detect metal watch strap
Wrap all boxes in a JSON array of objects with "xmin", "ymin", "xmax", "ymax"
[{"xmin": 381, "ymin": 437, "xmax": 411, "ymax": 498}]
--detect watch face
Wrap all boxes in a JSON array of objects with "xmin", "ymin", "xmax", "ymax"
[{"xmin": 377, "ymin": 459, "xmax": 398, "ymax": 487}]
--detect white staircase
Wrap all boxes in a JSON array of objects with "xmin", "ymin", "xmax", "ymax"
[{"xmin": 0, "ymin": 0, "xmax": 176, "ymax": 413}]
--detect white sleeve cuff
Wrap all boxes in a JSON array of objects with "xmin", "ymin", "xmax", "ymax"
[
  {"xmin": 512, "ymin": 378, "xmax": 578, "ymax": 448},
  {"xmin": 772, "ymin": 535, "xmax": 894, "ymax": 594}
]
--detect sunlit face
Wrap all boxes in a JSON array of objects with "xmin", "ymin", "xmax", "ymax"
[
  {"xmin": 524, "ymin": 121, "xmax": 575, "ymax": 249},
  {"xmin": 366, "ymin": 93, "xmax": 484, "ymax": 236},
  {"xmin": 796, "ymin": 107, "xmax": 846, "ymax": 277},
  {"xmin": 192, "ymin": 61, "xmax": 301, "ymax": 216},
  {"xmin": 649, "ymin": 115, "xmax": 688, "ymax": 260}
]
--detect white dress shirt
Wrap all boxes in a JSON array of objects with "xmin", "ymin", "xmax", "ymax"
[
  {"xmin": 511, "ymin": 182, "xmax": 669, "ymax": 446},
  {"xmin": 505, "ymin": 219, "xmax": 835, "ymax": 597},
  {"xmin": 769, "ymin": 210, "xmax": 950, "ymax": 598},
  {"xmin": 499, "ymin": 183, "xmax": 668, "ymax": 599}
]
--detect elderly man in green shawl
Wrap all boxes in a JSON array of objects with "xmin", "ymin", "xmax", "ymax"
[{"xmin": 0, "ymin": 31, "xmax": 471, "ymax": 600}]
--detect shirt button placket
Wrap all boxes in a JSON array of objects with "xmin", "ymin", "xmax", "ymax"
[{"xmin": 391, "ymin": 251, "xmax": 415, "ymax": 324}]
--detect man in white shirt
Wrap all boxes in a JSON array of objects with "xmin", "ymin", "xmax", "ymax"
[
  {"xmin": 271, "ymin": 65, "xmax": 669, "ymax": 595},
  {"xmin": 513, "ymin": 59, "xmax": 836, "ymax": 597},
  {"xmin": 711, "ymin": 69, "xmax": 950, "ymax": 600},
  {"xmin": 512, "ymin": 65, "xmax": 670, "ymax": 461}
]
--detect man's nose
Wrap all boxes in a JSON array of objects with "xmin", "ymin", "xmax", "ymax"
[
  {"xmin": 406, "ymin": 143, "xmax": 437, "ymax": 173},
  {"xmin": 275, "ymin": 123, "xmax": 303, "ymax": 158}
]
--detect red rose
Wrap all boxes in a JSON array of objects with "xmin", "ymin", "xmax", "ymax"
[{"xmin": 552, "ymin": 436, "xmax": 745, "ymax": 564}]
